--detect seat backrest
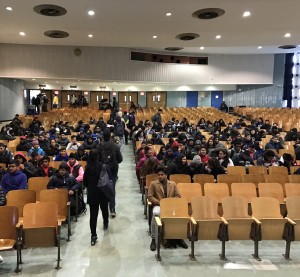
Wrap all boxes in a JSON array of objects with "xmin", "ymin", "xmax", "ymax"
[
  {"xmin": 40, "ymin": 189, "xmax": 68, "ymax": 217},
  {"xmin": 146, "ymin": 174, "xmax": 158, "ymax": 189},
  {"xmin": 217, "ymin": 174, "xmax": 241, "ymax": 185},
  {"xmin": 251, "ymin": 197, "xmax": 282, "ymax": 219},
  {"xmin": 193, "ymin": 174, "xmax": 214, "ymax": 185},
  {"xmin": 285, "ymin": 196, "xmax": 300, "ymax": 219},
  {"xmin": 231, "ymin": 183, "xmax": 257, "ymax": 203},
  {"xmin": 264, "ymin": 174, "xmax": 289, "ymax": 185},
  {"xmin": 0, "ymin": 206, "xmax": 19, "ymax": 240},
  {"xmin": 0, "ymin": 163, "xmax": 7, "ymax": 169},
  {"xmin": 28, "ymin": 177, "xmax": 50, "ymax": 201},
  {"xmin": 248, "ymin": 166, "xmax": 267, "ymax": 175},
  {"xmin": 191, "ymin": 196, "xmax": 220, "ymax": 219},
  {"xmin": 23, "ymin": 202, "xmax": 58, "ymax": 228},
  {"xmin": 268, "ymin": 166, "xmax": 288, "ymax": 175},
  {"xmin": 160, "ymin": 198, "xmax": 189, "ymax": 218},
  {"xmin": 288, "ymin": 175, "xmax": 300, "ymax": 183},
  {"xmin": 177, "ymin": 183, "xmax": 202, "ymax": 203},
  {"xmin": 285, "ymin": 183, "xmax": 300, "ymax": 197},
  {"xmin": 258, "ymin": 183, "xmax": 284, "ymax": 203},
  {"xmin": 204, "ymin": 183, "xmax": 229, "ymax": 203},
  {"xmin": 78, "ymin": 160, "xmax": 87, "ymax": 168},
  {"xmin": 6, "ymin": 190, "xmax": 36, "ymax": 217},
  {"xmin": 227, "ymin": 166, "xmax": 246, "ymax": 175},
  {"xmin": 50, "ymin": 161, "xmax": 63, "ymax": 169},
  {"xmin": 222, "ymin": 196, "xmax": 249, "ymax": 218},
  {"xmin": 241, "ymin": 174, "xmax": 265, "ymax": 187},
  {"xmin": 169, "ymin": 174, "xmax": 191, "ymax": 184}
]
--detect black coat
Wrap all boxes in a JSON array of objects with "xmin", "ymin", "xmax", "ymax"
[{"xmin": 83, "ymin": 162, "xmax": 109, "ymax": 205}]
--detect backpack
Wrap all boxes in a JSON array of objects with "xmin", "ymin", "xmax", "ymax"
[
  {"xmin": 99, "ymin": 142, "xmax": 116, "ymax": 165},
  {"xmin": 115, "ymin": 122, "xmax": 124, "ymax": 137},
  {"xmin": 97, "ymin": 164, "xmax": 114, "ymax": 200}
]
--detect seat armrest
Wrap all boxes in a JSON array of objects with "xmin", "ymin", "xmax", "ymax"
[
  {"xmin": 285, "ymin": 217, "xmax": 296, "ymax": 225},
  {"xmin": 67, "ymin": 201, "xmax": 71, "ymax": 206},
  {"xmin": 190, "ymin": 217, "xmax": 197, "ymax": 225},
  {"xmin": 155, "ymin": 216, "xmax": 162, "ymax": 227},
  {"xmin": 220, "ymin": 217, "xmax": 229, "ymax": 225},
  {"xmin": 147, "ymin": 200, "xmax": 152, "ymax": 206},
  {"xmin": 16, "ymin": 222, "xmax": 23, "ymax": 228},
  {"xmin": 252, "ymin": 216, "xmax": 261, "ymax": 224}
]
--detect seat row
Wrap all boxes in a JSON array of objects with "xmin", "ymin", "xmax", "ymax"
[{"xmin": 154, "ymin": 196, "xmax": 300, "ymax": 262}]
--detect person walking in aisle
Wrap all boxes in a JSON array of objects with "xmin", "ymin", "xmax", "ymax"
[{"xmin": 83, "ymin": 149, "xmax": 109, "ymax": 246}]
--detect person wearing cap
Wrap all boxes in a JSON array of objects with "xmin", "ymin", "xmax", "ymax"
[
  {"xmin": 82, "ymin": 136, "xmax": 97, "ymax": 150},
  {"xmin": 54, "ymin": 148, "xmax": 69, "ymax": 162},
  {"xmin": 14, "ymin": 152, "xmax": 36, "ymax": 179},
  {"xmin": 0, "ymin": 143, "xmax": 13, "ymax": 165},
  {"xmin": 16, "ymin": 136, "xmax": 30, "ymax": 151},
  {"xmin": 0, "ymin": 160, "xmax": 27, "ymax": 194},
  {"xmin": 28, "ymin": 140, "xmax": 45, "ymax": 157},
  {"xmin": 188, "ymin": 155, "xmax": 205, "ymax": 177},
  {"xmin": 67, "ymin": 153, "xmax": 84, "ymax": 183},
  {"xmin": 35, "ymin": 156, "xmax": 56, "ymax": 177}
]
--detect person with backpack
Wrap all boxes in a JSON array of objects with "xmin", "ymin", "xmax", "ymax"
[
  {"xmin": 84, "ymin": 149, "xmax": 110, "ymax": 246},
  {"xmin": 98, "ymin": 128, "xmax": 123, "ymax": 218},
  {"xmin": 114, "ymin": 116, "xmax": 125, "ymax": 147},
  {"xmin": 152, "ymin": 109, "xmax": 162, "ymax": 124}
]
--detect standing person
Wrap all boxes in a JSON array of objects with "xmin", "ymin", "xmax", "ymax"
[
  {"xmin": 83, "ymin": 149, "xmax": 109, "ymax": 246},
  {"xmin": 148, "ymin": 167, "xmax": 187, "ymax": 251},
  {"xmin": 114, "ymin": 116, "xmax": 125, "ymax": 147},
  {"xmin": 98, "ymin": 128, "xmax": 123, "ymax": 218},
  {"xmin": 152, "ymin": 109, "xmax": 162, "ymax": 124},
  {"xmin": 52, "ymin": 93, "xmax": 59, "ymax": 109}
]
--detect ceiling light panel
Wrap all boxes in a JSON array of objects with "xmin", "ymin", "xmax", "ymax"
[
  {"xmin": 243, "ymin": 11, "xmax": 251, "ymax": 17},
  {"xmin": 88, "ymin": 10, "xmax": 95, "ymax": 16},
  {"xmin": 19, "ymin": 32, "xmax": 25, "ymax": 36},
  {"xmin": 6, "ymin": 7, "xmax": 13, "ymax": 11}
]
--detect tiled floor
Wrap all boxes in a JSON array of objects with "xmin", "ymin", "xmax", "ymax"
[{"xmin": 1, "ymin": 143, "xmax": 300, "ymax": 276}]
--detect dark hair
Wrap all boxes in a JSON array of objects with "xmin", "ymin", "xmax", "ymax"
[
  {"xmin": 71, "ymin": 135, "xmax": 76, "ymax": 139},
  {"xmin": 87, "ymin": 149, "xmax": 99, "ymax": 164},
  {"xmin": 156, "ymin": 166, "xmax": 167, "ymax": 175},
  {"xmin": 58, "ymin": 162, "xmax": 69, "ymax": 171},
  {"xmin": 42, "ymin": 156, "xmax": 50, "ymax": 162}
]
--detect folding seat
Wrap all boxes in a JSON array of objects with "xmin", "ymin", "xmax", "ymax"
[
  {"xmin": 217, "ymin": 175, "xmax": 241, "ymax": 194},
  {"xmin": 241, "ymin": 174, "xmax": 265, "ymax": 188},
  {"xmin": 193, "ymin": 174, "xmax": 214, "ymax": 194},
  {"xmin": 227, "ymin": 166, "xmax": 246, "ymax": 175},
  {"xmin": 231, "ymin": 183, "xmax": 257, "ymax": 203},
  {"xmin": 169, "ymin": 174, "xmax": 191, "ymax": 184},
  {"xmin": 285, "ymin": 183, "xmax": 300, "ymax": 197},
  {"xmin": 264, "ymin": 174, "xmax": 289, "ymax": 196},
  {"xmin": 177, "ymin": 183, "xmax": 202, "ymax": 215},
  {"xmin": 268, "ymin": 166, "xmax": 288, "ymax": 175},
  {"xmin": 248, "ymin": 166, "xmax": 267, "ymax": 175},
  {"xmin": 288, "ymin": 175, "xmax": 300, "ymax": 183},
  {"xmin": 28, "ymin": 177, "xmax": 50, "ymax": 201}
]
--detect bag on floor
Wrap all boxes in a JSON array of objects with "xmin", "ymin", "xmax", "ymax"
[{"xmin": 97, "ymin": 164, "xmax": 114, "ymax": 200}]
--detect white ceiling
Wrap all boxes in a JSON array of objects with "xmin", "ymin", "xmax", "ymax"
[{"xmin": 1, "ymin": 0, "xmax": 300, "ymax": 89}]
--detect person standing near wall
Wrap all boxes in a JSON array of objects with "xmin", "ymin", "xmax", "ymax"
[{"xmin": 53, "ymin": 93, "xmax": 59, "ymax": 109}]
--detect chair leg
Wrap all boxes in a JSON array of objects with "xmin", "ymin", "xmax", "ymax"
[
  {"xmin": 75, "ymin": 191, "xmax": 79, "ymax": 222},
  {"xmin": 252, "ymin": 240, "xmax": 261, "ymax": 261},
  {"xmin": 67, "ymin": 218, "xmax": 71, "ymax": 242},
  {"xmin": 155, "ymin": 225, "xmax": 161, "ymax": 261},
  {"xmin": 56, "ymin": 225, "xmax": 62, "ymax": 270},
  {"xmin": 189, "ymin": 228, "xmax": 196, "ymax": 261},
  {"xmin": 144, "ymin": 190, "xmax": 148, "ymax": 218}
]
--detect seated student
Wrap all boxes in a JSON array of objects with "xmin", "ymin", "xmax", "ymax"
[
  {"xmin": 148, "ymin": 167, "xmax": 187, "ymax": 251},
  {"xmin": 188, "ymin": 155, "xmax": 205, "ymax": 177},
  {"xmin": 0, "ymin": 143, "xmax": 13, "ymax": 165},
  {"xmin": 67, "ymin": 153, "xmax": 84, "ymax": 183},
  {"xmin": 28, "ymin": 140, "xmax": 45, "ymax": 157},
  {"xmin": 216, "ymin": 149, "xmax": 234, "ymax": 168},
  {"xmin": 136, "ymin": 146, "xmax": 156, "ymax": 179},
  {"xmin": 232, "ymin": 149, "xmax": 255, "ymax": 166},
  {"xmin": 66, "ymin": 135, "xmax": 81, "ymax": 150},
  {"xmin": 74, "ymin": 145, "xmax": 89, "ymax": 161},
  {"xmin": 35, "ymin": 156, "xmax": 56, "ymax": 177},
  {"xmin": 156, "ymin": 146, "xmax": 166, "ymax": 162},
  {"xmin": 47, "ymin": 139, "xmax": 61, "ymax": 156},
  {"xmin": 204, "ymin": 157, "xmax": 226, "ymax": 180},
  {"xmin": 199, "ymin": 147, "xmax": 210, "ymax": 165},
  {"xmin": 0, "ymin": 160, "xmax": 27, "ymax": 194},
  {"xmin": 265, "ymin": 136, "xmax": 284, "ymax": 153},
  {"xmin": 28, "ymin": 152, "xmax": 42, "ymax": 169},
  {"xmin": 166, "ymin": 154, "xmax": 190, "ymax": 177},
  {"xmin": 256, "ymin": 150, "xmax": 278, "ymax": 167},
  {"xmin": 14, "ymin": 152, "xmax": 36, "ymax": 179},
  {"xmin": 54, "ymin": 147, "xmax": 69, "ymax": 162},
  {"xmin": 47, "ymin": 162, "xmax": 80, "ymax": 214},
  {"xmin": 16, "ymin": 136, "xmax": 30, "ymax": 151},
  {"xmin": 57, "ymin": 133, "xmax": 70, "ymax": 147},
  {"xmin": 82, "ymin": 136, "xmax": 97, "ymax": 150}
]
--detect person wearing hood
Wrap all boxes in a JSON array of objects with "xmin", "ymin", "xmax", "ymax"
[
  {"xmin": 188, "ymin": 155, "xmax": 205, "ymax": 177},
  {"xmin": 14, "ymin": 152, "xmax": 37, "ymax": 179},
  {"xmin": 74, "ymin": 145, "xmax": 88, "ymax": 161},
  {"xmin": 0, "ymin": 143, "xmax": 13, "ymax": 165},
  {"xmin": 35, "ymin": 156, "xmax": 56, "ymax": 177},
  {"xmin": 166, "ymin": 154, "xmax": 189, "ymax": 177},
  {"xmin": 83, "ymin": 136, "xmax": 97, "ymax": 150},
  {"xmin": 67, "ymin": 153, "xmax": 84, "ymax": 183},
  {"xmin": 47, "ymin": 139, "xmax": 61, "ymax": 156},
  {"xmin": 16, "ymin": 136, "xmax": 30, "ymax": 151},
  {"xmin": 0, "ymin": 160, "xmax": 27, "ymax": 194},
  {"xmin": 28, "ymin": 140, "xmax": 45, "ymax": 157}
]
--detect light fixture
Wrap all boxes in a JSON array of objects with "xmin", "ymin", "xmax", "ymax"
[
  {"xmin": 215, "ymin": 35, "xmax": 221, "ymax": 39},
  {"xmin": 88, "ymin": 34, "xmax": 93, "ymax": 38},
  {"xmin": 19, "ymin": 32, "xmax": 25, "ymax": 36},
  {"xmin": 166, "ymin": 12, "xmax": 172, "ymax": 16},
  {"xmin": 243, "ymin": 11, "xmax": 251, "ymax": 17},
  {"xmin": 32, "ymin": 78, "xmax": 36, "ymax": 81},
  {"xmin": 153, "ymin": 35, "xmax": 157, "ymax": 39},
  {"xmin": 6, "ymin": 7, "xmax": 13, "ymax": 11},
  {"xmin": 200, "ymin": 46, "xmax": 205, "ymax": 50},
  {"xmin": 88, "ymin": 10, "xmax": 95, "ymax": 16},
  {"xmin": 284, "ymin": 33, "xmax": 291, "ymax": 38},
  {"xmin": 257, "ymin": 46, "xmax": 262, "ymax": 49}
]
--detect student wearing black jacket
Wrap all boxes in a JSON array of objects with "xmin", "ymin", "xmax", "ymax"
[{"xmin": 83, "ymin": 149, "xmax": 109, "ymax": 246}]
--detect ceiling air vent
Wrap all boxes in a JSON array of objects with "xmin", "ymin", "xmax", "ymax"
[
  {"xmin": 192, "ymin": 8, "xmax": 225, "ymax": 20},
  {"xmin": 165, "ymin": 47, "xmax": 184, "ymax": 51},
  {"xmin": 34, "ymin": 4, "xmax": 67, "ymax": 16},
  {"xmin": 44, "ymin": 30, "xmax": 69, "ymax": 39},
  {"xmin": 278, "ymin": 45, "xmax": 297, "ymax": 49},
  {"xmin": 176, "ymin": 33, "xmax": 199, "ymax": 41}
]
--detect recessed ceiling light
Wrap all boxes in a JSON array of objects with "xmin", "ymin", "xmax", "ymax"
[
  {"xmin": 166, "ymin": 12, "xmax": 172, "ymax": 16},
  {"xmin": 32, "ymin": 78, "xmax": 36, "ymax": 81},
  {"xmin": 6, "ymin": 7, "xmax": 13, "ymax": 11},
  {"xmin": 153, "ymin": 35, "xmax": 157, "ymax": 39},
  {"xmin": 215, "ymin": 35, "xmax": 221, "ymax": 39},
  {"xmin": 200, "ymin": 46, "xmax": 205, "ymax": 50},
  {"xmin": 88, "ymin": 34, "xmax": 93, "ymax": 38},
  {"xmin": 257, "ymin": 46, "xmax": 262, "ymax": 49},
  {"xmin": 88, "ymin": 10, "xmax": 95, "ymax": 16},
  {"xmin": 243, "ymin": 11, "xmax": 251, "ymax": 17},
  {"xmin": 284, "ymin": 33, "xmax": 291, "ymax": 38},
  {"xmin": 19, "ymin": 32, "xmax": 25, "ymax": 36}
]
